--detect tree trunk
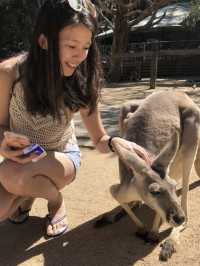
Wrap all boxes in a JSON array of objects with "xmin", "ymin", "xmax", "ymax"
[{"xmin": 108, "ymin": 2, "xmax": 130, "ymax": 82}]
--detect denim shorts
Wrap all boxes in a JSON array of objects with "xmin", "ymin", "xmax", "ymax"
[{"xmin": 63, "ymin": 143, "xmax": 81, "ymax": 172}]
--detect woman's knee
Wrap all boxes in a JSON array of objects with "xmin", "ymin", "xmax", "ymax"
[
  {"xmin": 4, "ymin": 174, "xmax": 25, "ymax": 195},
  {"xmin": 0, "ymin": 161, "xmax": 27, "ymax": 194},
  {"xmin": 0, "ymin": 160, "xmax": 19, "ymax": 180}
]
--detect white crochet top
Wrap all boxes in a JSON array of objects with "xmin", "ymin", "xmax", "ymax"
[{"xmin": 9, "ymin": 62, "xmax": 77, "ymax": 152}]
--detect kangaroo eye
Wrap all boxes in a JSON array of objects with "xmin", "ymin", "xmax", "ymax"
[
  {"xmin": 149, "ymin": 182, "xmax": 161, "ymax": 196},
  {"xmin": 150, "ymin": 190, "xmax": 161, "ymax": 196}
]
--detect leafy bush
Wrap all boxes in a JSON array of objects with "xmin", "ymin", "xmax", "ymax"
[
  {"xmin": 0, "ymin": 0, "xmax": 37, "ymax": 58},
  {"xmin": 182, "ymin": 0, "xmax": 200, "ymax": 30}
]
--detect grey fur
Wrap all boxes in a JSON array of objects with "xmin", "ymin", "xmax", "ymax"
[{"xmin": 110, "ymin": 91, "xmax": 200, "ymax": 261}]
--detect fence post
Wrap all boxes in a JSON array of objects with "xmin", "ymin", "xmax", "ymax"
[{"xmin": 150, "ymin": 40, "xmax": 159, "ymax": 89}]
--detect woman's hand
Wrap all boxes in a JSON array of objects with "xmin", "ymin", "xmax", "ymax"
[
  {"xmin": 3, "ymin": 131, "xmax": 30, "ymax": 148},
  {"xmin": 0, "ymin": 131, "xmax": 37, "ymax": 164},
  {"xmin": 111, "ymin": 137, "xmax": 152, "ymax": 165}
]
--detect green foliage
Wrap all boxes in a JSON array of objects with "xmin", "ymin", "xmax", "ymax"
[
  {"xmin": 0, "ymin": 0, "xmax": 37, "ymax": 58},
  {"xmin": 182, "ymin": 0, "xmax": 200, "ymax": 30}
]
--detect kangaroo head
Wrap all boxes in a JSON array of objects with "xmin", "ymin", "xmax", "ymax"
[{"xmin": 113, "ymin": 131, "xmax": 185, "ymax": 227}]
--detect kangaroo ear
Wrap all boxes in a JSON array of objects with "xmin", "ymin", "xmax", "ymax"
[
  {"xmin": 112, "ymin": 141, "xmax": 150, "ymax": 176},
  {"xmin": 151, "ymin": 131, "xmax": 179, "ymax": 178}
]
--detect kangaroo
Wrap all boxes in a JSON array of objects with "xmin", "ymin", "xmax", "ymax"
[{"xmin": 99, "ymin": 90, "xmax": 200, "ymax": 261}]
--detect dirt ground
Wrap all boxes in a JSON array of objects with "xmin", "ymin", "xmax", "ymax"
[{"xmin": 1, "ymin": 79, "xmax": 200, "ymax": 266}]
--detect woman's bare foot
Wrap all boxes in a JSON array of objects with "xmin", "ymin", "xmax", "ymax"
[{"xmin": 46, "ymin": 193, "xmax": 68, "ymax": 237}]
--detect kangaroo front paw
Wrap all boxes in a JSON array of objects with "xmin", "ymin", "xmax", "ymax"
[
  {"xmin": 159, "ymin": 239, "xmax": 176, "ymax": 261},
  {"xmin": 94, "ymin": 209, "xmax": 126, "ymax": 228}
]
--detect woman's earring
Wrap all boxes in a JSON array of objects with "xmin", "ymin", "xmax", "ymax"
[{"xmin": 38, "ymin": 34, "xmax": 48, "ymax": 50}]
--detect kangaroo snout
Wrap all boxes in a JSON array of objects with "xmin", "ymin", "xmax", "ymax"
[
  {"xmin": 172, "ymin": 214, "xmax": 185, "ymax": 226},
  {"xmin": 168, "ymin": 208, "xmax": 185, "ymax": 227}
]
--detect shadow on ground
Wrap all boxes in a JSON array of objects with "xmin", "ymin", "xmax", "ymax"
[
  {"xmin": 1, "ymin": 180, "xmax": 200, "ymax": 266},
  {"xmin": 0, "ymin": 205, "xmax": 169, "ymax": 266}
]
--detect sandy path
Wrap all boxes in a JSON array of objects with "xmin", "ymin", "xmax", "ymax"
[{"xmin": 1, "ymin": 79, "xmax": 200, "ymax": 265}]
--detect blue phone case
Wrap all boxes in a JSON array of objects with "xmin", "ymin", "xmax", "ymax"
[{"xmin": 23, "ymin": 144, "xmax": 45, "ymax": 156}]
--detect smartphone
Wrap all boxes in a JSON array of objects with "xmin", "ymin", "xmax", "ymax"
[{"xmin": 23, "ymin": 144, "xmax": 47, "ymax": 162}]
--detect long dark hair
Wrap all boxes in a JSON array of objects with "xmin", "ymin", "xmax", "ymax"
[{"xmin": 19, "ymin": 0, "xmax": 103, "ymax": 119}]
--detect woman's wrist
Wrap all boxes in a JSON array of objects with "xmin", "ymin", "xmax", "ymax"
[
  {"xmin": 108, "ymin": 136, "xmax": 117, "ymax": 152},
  {"xmin": 94, "ymin": 134, "xmax": 109, "ymax": 153},
  {"xmin": 94, "ymin": 134, "xmax": 118, "ymax": 153}
]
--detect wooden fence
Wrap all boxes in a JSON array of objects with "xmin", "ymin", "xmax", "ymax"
[{"xmin": 100, "ymin": 40, "xmax": 200, "ymax": 86}]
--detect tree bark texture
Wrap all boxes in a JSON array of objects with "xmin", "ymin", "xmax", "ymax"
[{"xmin": 108, "ymin": 1, "xmax": 130, "ymax": 82}]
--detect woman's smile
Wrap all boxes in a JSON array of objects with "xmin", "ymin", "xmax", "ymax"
[{"xmin": 66, "ymin": 62, "xmax": 78, "ymax": 69}]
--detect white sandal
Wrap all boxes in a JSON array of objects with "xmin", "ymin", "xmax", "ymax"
[{"xmin": 46, "ymin": 214, "xmax": 69, "ymax": 237}]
